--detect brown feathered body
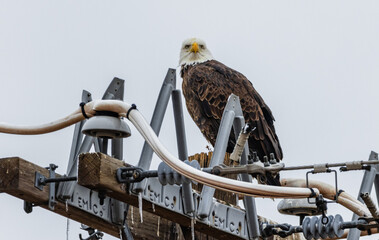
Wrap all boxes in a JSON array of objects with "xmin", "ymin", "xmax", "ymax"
[{"xmin": 181, "ymin": 60, "xmax": 283, "ymax": 162}]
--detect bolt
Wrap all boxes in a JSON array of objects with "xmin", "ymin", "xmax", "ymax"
[
  {"xmin": 269, "ymin": 153, "xmax": 277, "ymax": 164},
  {"xmin": 98, "ymin": 190, "xmax": 107, "ymax": 205},
  {"xmin": 263, "ymin": 156, "xmax": 269, "ymax": 167},
  {"xmin": 133, "ymin": 171, "xmax": 140, "ymax": 180}
]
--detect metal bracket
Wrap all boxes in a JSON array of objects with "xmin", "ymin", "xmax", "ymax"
[
  {"xmin": 58, "ymin": 77, "xmax": 125, "ymax": 200},
  {"xmin": 36, "ymin": 164, "xmax": 57, "ymax": 210},
  {"xmin": 212, "ymin": 162, "xmax": 285, "ymax": 176},
  {"xmin": 34, "ymin": 164, "xmax": 77, "ymax": 210},
  {"xmin": 306, "ymin": 169, "xmax": 338, "ymax": 203},
  {"xmin": 35, "ymin": 171, "xmax": 49, "ymax": 191}
]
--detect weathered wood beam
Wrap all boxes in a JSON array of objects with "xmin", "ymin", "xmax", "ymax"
[
  {"xmin": 0, "ymin": 155, "xmax": 303, "ymax": 239},
  {"xmin": 0, "ymin": 157, "xmax": 120, "ymax": 237},
  {"xmin": 78, "ymin": 152, "xmax": 244, "ymax": 240},
  {"xmin": 0, "ymin": 157, "xmax": 208, "ymax": 240}
]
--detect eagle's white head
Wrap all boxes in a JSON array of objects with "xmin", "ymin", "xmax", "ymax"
[{"xmin": 179, "ymin": 38, "xmax": 214, "ymax": 67}]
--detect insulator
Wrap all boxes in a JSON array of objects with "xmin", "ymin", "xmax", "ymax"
[
  {"xmin": 333, "ymin": 214, "xmax": 344, "ymax": 238},
  {"xmin": 302, "ymin": 217, "xmax": 312, "ymax": 240},
  {"xmin": 310, "ymin": 216, "xmax": 320, "ymax": 239},
  {"xmin": 158, "ymin": 160, "xmax": 200, "ymax": 186},
  {"xmin": 302, "ymin": 214, "xmax": 344, "ymax": 239},
  {"xmin": 318, "ymin": 215, "xmax": 335, "ymax": 239},
  {"xmin": 325, "ymin": 215, "xmax": 336, "ymax": 238}
]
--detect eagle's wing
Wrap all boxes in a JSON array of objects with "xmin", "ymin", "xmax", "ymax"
[{"xmin": 183, "ymin": 60, "xmax": 282, "ymax": 160}]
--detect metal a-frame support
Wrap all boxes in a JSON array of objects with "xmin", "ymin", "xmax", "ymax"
[
  {"xmin": 347, "ymin": 151, "xmax": 379, "ymax": 240},
  {"xmin": 132, "ymin": 69, "xmax": 195, "ymax": 215},
  {"xmin": 196, "ymin": 94, "xmax": 260, "ymax": 240},
  {"xmin": 56, "ymin": 70, "xmax": 259, "ymax": 239},
  {"xmin": 58, "ymin": 77, "xmax": 126, "ymax": 193},
  {"xmin": 56, "ymin": 78, "xmax": 132, "ymax": 239}
]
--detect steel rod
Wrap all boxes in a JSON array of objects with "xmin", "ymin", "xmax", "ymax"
[
  {"xmin": 44, "ymin": 176, "xmax": 78, "ymax": 183},
  {"xmin": 282, "ymin": 160, "xmax": 379, "ymax": 171},
  {"xmin": 172, "ymin": 89, "xmax": 194, "ymax": 214}
]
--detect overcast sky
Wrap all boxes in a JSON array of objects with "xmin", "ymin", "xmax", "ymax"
[{"xmin": 1, "ymin": 1, "xmax": 378, "ymax": 239}]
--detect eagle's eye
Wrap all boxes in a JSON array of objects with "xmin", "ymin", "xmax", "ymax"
[
  {"xmin": 199, "ymin": 44, "xmax": 205, "ymax": 49},
  {"xmin": 184, "ymin": 44, "xmax": 191, "ymax": 49}
]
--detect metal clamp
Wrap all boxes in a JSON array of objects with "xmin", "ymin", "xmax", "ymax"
[
  {"xmin": 313, "ymin": 164, "xmax": 329, "ymax": 174},
  {"xmin": 117, "ymin": 166, "xmax": 158, "ymax": 183},
  {"xmin": 340, "ymin": 161, "xmax": 371, "ymax": 172}
]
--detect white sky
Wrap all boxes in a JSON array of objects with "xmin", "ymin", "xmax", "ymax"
[{"xmin": 0, "ymin": 1, "xmax": 378, "ymax": 239}]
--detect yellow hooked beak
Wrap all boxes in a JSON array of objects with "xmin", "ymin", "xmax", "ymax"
[{"xmin": 190, "ymin": 42, "xmax": 199, "ymax": 53}]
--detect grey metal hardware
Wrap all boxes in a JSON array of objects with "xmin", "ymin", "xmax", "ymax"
[
  {"xmin": 277, "ymin": 198, "xmax": 321, "ymax": 225},
  {"xmin": 196, "ymin": 94, "xmax": 261, "ymax": 239},
  {"xmin": 57, "ymin": 90, "xmax": 94, "ymax": 201},
  {"xmin": 196, "ymin": 101, "xmax": 236, "ymax": 219},
  {"xmin": 52, "ymin": 78, "xmax": 132, "ymax": 239},
  {"xmin": 11, "ymin": 70, "xmax": 379, "ymax": 240},
  {"xmin": 281, "ymin": 160, "xmax": 377, "ymax": 172},
  {"xmin": 116, "ymin": 160, "xmax": 200, "ymax": 185},
  {"xmin": 79, "ymin": 224, "xmax": 104, "ymax": 240},
  {"xmin": 117, "ymin": 167, "xmax": 158, "ymax": 183},
  {"xmin": 262, "ymin": 213, "xmax": 379, "ymax": 240},
  {"xmin": 81, "ymin": 114, "xmax": 131, "ymax": 139},
  {"xmin": 143, "ymin": 177, "xmax": 250, "ymax": 239},
  {"xmin": 34, "ymin": 164, "xmax": 77, "ymax": 210},
  {"xmin": 347, "ymin": 151, "xmax": 379, "ymax": 240},
  {"xmin": 231, "ymin": 101, "xmax": 260, "ymax": 240},
  {"xmin": 58, "ymin": 78, "xmax": 126, "ymax": 201},
  {"xmin": 211, "ymin": 161, "xmax": 284, "ymax": 176},
  {"xmin": 262, "ymin": 151, "xmax": 379, "ymax": 240},
  {"xmin": 172, "ymin": 89, "xmax": 194, "ymax": 214},
  {"xmin": 12, "ymin": 73, "xmax": 262, "ymax": 239},
  {"xmin": 132, "ymin": 69, "xmax": 176, "ymax": 193},
  {"xmin": 211, "ymin": 157, "xmax": 379, "ymax": 176},
  {"xmin": 306, "ymin": 169, "xmax": 338, "ymax": 203},
  {"xmin": 157, "ymin": 160, "xmax": 200, "ymax": 186},
  {"xmin": 34, "ymin": 172, "xmax": 77, "ymax": 190}
]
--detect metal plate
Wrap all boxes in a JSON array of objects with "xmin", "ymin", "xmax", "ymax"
[
  {"xmin": 69, "ymin": 184, "xmax": 112, "ymax": 222},
  {"xmin": 64, "ymin": 178, "xmax": 252, "ymax": 239}
]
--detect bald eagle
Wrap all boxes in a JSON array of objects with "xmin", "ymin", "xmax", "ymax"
[{"xmin": 179, "ymin": 38, "xmax": 283, "ymax": 185}]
